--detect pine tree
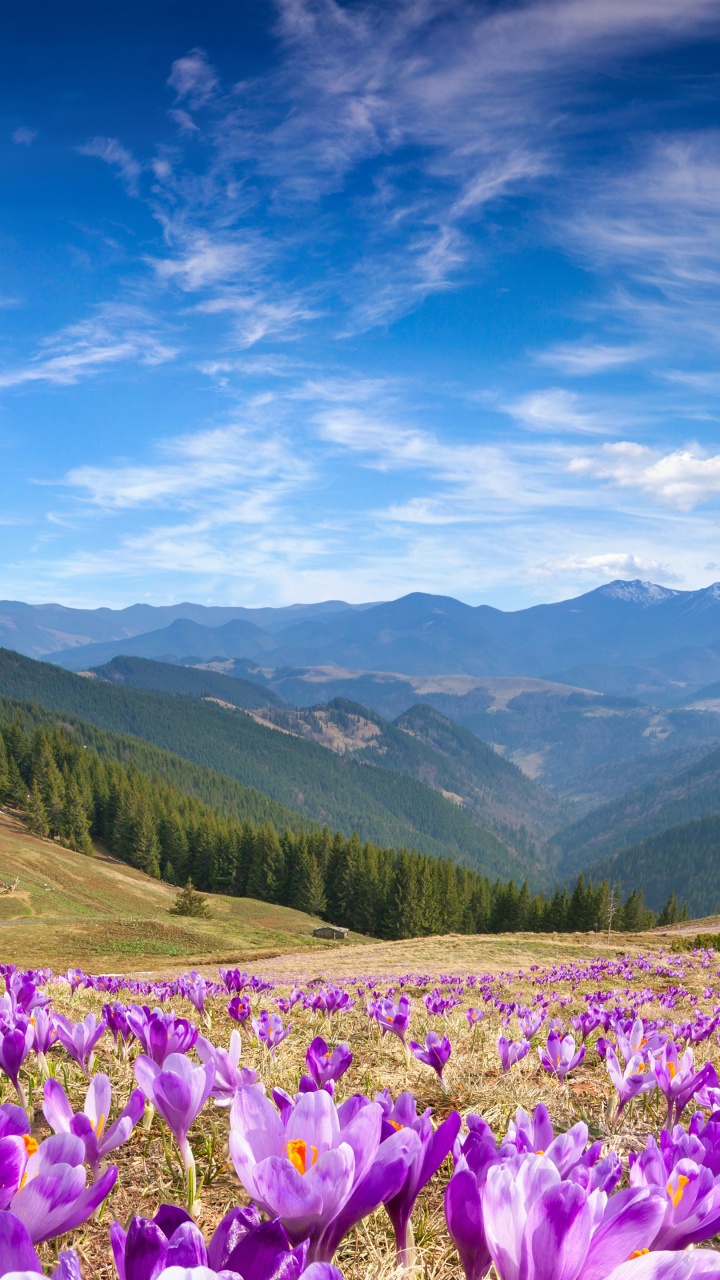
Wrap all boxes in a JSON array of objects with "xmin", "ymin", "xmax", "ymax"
[
  {"xmin": 391, "ymin": 851, "xmax": 423, "ymax": 940},
  {"xmin": 61, "ymin": 775, "xmax": 93, "ymax": 854},
  {"xmin": 296, "ymin": 851, "xmax": 327, "ymax": 917},
  {"xmin": 0, "ymin": 734, "xmax": 8, "ymax": 801},
  {"xmin": 159, "ymin": 811, "xmax": 190, "ymax": 885},
  {"xmin": 170, "ymin": 878, "xmax": 212, "ymax": 918},
  {"xmin": 246, "ymin": 823, "xmax": 285, "ymax": 902},
  {"xmin": 4, "ymin": 754, "xmax": 27, "ymax": 809},
  {"xmin": 27, "ymin": 783, "xmax": 50, "ymax": 837},
  {"xmin": 33, "ymin": 740, "xmax": 65, "ymax": 836},
  {"xmin": 658, "ymin": 890, "xmax": 681, "ymax": 926},
  {"xmin": 130, "ymin": 796, "xmax": 161, "ymax": 878}
]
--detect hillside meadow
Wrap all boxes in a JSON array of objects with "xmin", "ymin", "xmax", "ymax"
[{"xmin": 0, "ymin": 809, "xmax": 365, "ymax": 970}]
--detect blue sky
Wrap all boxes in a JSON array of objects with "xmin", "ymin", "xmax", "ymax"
[{"xmin": 3, "ymin": 0, "xmax": 720, "ymax": 610}]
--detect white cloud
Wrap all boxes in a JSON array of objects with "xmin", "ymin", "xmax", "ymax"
[
  {"xmin": 12, "ymin": 127, "xmax": 37, "ymax": 146},
  {"xmin": 504, "ymin": 388, "xmax": 617, "ymax": 435},
  {"xmin": 77, "ymin": 137, "xmax": 142, "ymax": 196},
  {"xmin": 151, "ymin": 237, "xmax": 255, "ymax": 292},
  {"xmin": 536, "ymin": 342, "xmax": 645, "ymax": 375},
  {"xmin": 195, "ymin": 292, "xmax": 319, "ymax": 346},
  {"xmin": 65, "ymin": 416, "xmax": 312, "ymax": 514},
  {"xmin": 534, "ymin": 551, "xmax": 681, "ymax": 581},
  {"xmin": 167, "ymin": 48, "xmax": 219, "ymax": 109},
  {"xmin": 0, "ymin": 307, "xmax": 177, "ymax": 390},
  {"xmin": 569, "ymin": 441, "xmax": 720, "ymax": 509}
]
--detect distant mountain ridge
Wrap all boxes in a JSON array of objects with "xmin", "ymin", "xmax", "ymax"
[
  {"xmin": 0, "ymin": 598, "xmax": 372, "ymax": 660},
  {"xmin": 35, "ymin": 581, "xmax": 720, "ymax": 705}
]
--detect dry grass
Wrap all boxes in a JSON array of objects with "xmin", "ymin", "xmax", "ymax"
[{"xmin": 16, "ymin": 935, "xmax": 720, "ymax": 1279}]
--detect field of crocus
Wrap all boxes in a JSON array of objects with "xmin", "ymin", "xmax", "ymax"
[{"xmin": 2, "ymin": 948, "xmax": 720, "ymax": 1279}]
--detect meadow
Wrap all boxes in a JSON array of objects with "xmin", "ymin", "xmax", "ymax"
[{"xmin": 2, "ymin": 937, "xmax": 720, "ymax": 1279}]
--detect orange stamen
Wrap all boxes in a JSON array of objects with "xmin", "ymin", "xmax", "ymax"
[
  {"xmin": 629, "ymin": 1249, "xmax": 650, "ymax": 1259},
  {"xmin": 22, "ymin": 1135, "xmax": 38, "ymax": 1157},
  {"xmin": 388, "ymin": 1119, "xmax": 404, "ymax": 1131},
  {"xmin": 286, "ymin": 1138, "xmax": 318, "ymax": 1175},
  {"xmin": 667, "ymin": 1174, "xmax": 689, "ymax": 1208}
]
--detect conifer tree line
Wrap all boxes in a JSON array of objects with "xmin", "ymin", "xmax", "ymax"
[{"xmin": 0, "ymin": 717, "xmax": 686, "ymax": 938}]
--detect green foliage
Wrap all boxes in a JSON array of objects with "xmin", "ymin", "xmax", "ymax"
[
  {"xmin": 671, "ymin": 931, "xmax": 720, "ymax": 952},
  {"xmin": 582, "ymin": 815, "xmax": 720, "ymax": 918},
  {"xmin": 0, "ymin": 648, "xmax": 521, "ymax": 877},
  {"xmin": 0, "ymin": 704, "xmax": 655, "ymax": 941},
  {"xmin": 94, "ymin": 655, "xmax": 286, "ymax": 710},
  {"xmin": 551, "ymin": 741, "xmax": 720, "ymax": 877},
  {"xmin": 169, "ymin": 879, "xmax": 212, "ymax": 918}
]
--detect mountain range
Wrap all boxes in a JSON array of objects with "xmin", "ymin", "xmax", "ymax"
[
  {"xmin": 0, "ymin": 581, "xmax": 719, "ymax": 687},
  {"xmin": 5, "ymin": 579, "xmax": 720, "ymax": 916}
]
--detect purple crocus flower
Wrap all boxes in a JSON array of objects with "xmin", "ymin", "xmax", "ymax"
[
  {"xmin": 102, "ymin": 1001, "xmax": 133, "ymax": 1052},
  {"xmin": 308, "ymin": 987, "xmax": 355, "ymax": 1016},
  {"xmin": 571, "ymin": 1012, "xmax": 602, "ymax": 1042},
  {"xmin": 126, "ymin": 1005, "xmax": 198, "ymax": 1065},
  {"xmin": 518, "ymin": 1010, "xmax": 545, "ymax": 1039},
  {"xmin": 42, "ymin": 1074, "xmax": 145, "ymax": 1178},
  {"xmin": 134, "ymin": 1052, "xmax": 215, "ymax": 1208},
  {"xmin": 219, "ymin": 967, "xmax": 250, "ymax": 994},
  {"xmin": 0, "ymin": 1022, "xmax": 33, "ymax": 1106},
  {"xmin": 503, "ymin": 1104, "xmax": 621, "ymax": 1192},
  {"xmin": 630, "ymin": 1135, "xmax": 720, "ymax": 1250},
  {"xmin": 229, "ymin": 1084, "xmax": 399, "ymax": 1258},
  {"xmin": 54, "ymin": 1012, "xmax": 106, "ymax": 1076},
  {"xmin": 0, "ymin": 1105, "xmax": 34, "ymax": 1211},
  {"xmin": 0, "ymin": 1210, "xmax": 81, "ymax": 1278},
  {"xmin": 196, "ymin": 1030, "xmax": 261, "ymax": 1105},
  {"xmin": 301, "ymin": 1038, "xmax": 353, "ymax": 1095},
  {"xmin": 375, "ymin": 995, "xmax": 411, "ymax": 1044},
  {"xmin": 616, "ymin": 1017, "xmax": 666, "ymax": 1065},
  {"xmin": 467, "ymin": 1009, "xmax": 485, "ymax": 1028},
  {"xmin": 8, "ymin": 1131, "xmax": 117, "ymax": 1242},
  {"xmin": 409, "ymin": 1032, "xmax": 451, "ymax": 1084},
  {"xmin": 497, "ymin": 1036, "xmax": 529, "ymax": 1075},
  {"xmin": 479, "ymin": 1153, "xmax": 667, "ymax": 1280},
  {"xmin": 375, "ymin": 1089, "xmax": 461, "ymax": 1263},
  {"xmin": 605, "ymin": 1047, "xmax": 657, "ymax": 1117},
  {"xmin": 653, "ymin": 1042, "xmax": 718, "ymax": 1128},
  {"xmin": 251, "ymin": 1011, "xmax": 291, "ymax": 1055},
  {"xmin": 30, "ymin": 1006, "xmax": 57, "ymax": 1061},
  {"xmin": 227, "ymin": 995, "xmax": 252, "ymax": 1025},
  {"xmin": 110, "ymin": 1201, "xmax": 341, "ymax": 1280},
  {"xmin": 538, "ymin": 1031, "xmax": 586, "ymax": 1081},
  {"xmin": 64, "ymin": 968, "xmax": 86, "ymax": 995},
  {"xmin": 179, "ymin": 971, "xmax": 208, "ymax": 1017}
]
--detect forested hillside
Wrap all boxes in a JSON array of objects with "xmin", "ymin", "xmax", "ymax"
[
  {"xmin": 252, "ymin": 696, "xmax": 565, "ymax": 845},
  {"xmin": 582, "ymin": 816, "xmax": 720, "ymax": 917},
  {"xmin": 0, "ymin": 649, "xmax": 523, "ymax": 876},
  {"xmin": 0, "ymin": 709, "xmax": 665, "ymax": 938},
  {"xmin": 549, "ymin": 744, "xmax": 720, "ymax": 875},
  {"xmin": 93, "ymin": 654, "xmax": 287, "ymax": 710}
]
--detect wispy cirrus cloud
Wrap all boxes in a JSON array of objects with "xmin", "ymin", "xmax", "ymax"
[
  {"xmin": 504, "ymin": 389, "xmax": 620, "ymax": 435},
  {"xmin": 0, "ymin": 306, "xmax": 177, "ymax": 390},
  {"xmin": 77, "ymin": 137, "xmax": 142, "ymax": 196}
]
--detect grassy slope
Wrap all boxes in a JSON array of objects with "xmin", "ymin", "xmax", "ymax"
[
  {"xmin": 0, "ymin": 648, "xmax": 515, "ymax": 875},
  {"xmin": 0, "ymin": 809, "xmax": 363, "ymax": 970}
]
